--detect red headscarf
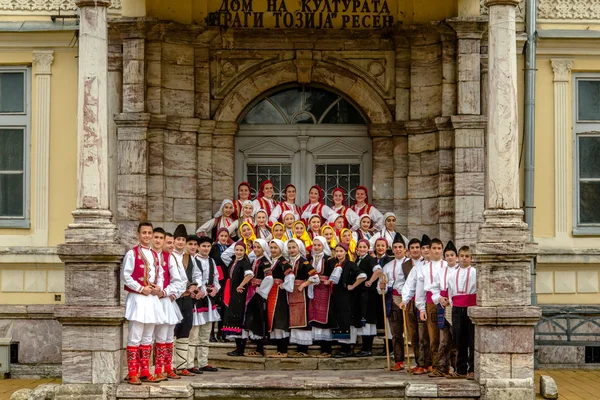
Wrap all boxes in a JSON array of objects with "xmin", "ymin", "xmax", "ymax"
[
  {"xmin": 308, "ymin": 185, "xmax": 324, "ymax": 204},
  {"xmin": 332, "ymin": 187, "xmax": 346, "ymax": 207},
  {"xmin": 237, "ymin": 182, "xmax": 253, "ymax": 201},
  {"xmin": 257, "ymin": 180, "xmax": 273, "ymax": 199},
  {"xmin": 354, "ymin": 186, "xmax": 369, "ymax": 205},
  {"xmin": 214, "ymin": 227, "xmax": 233, "ymax": 246}
]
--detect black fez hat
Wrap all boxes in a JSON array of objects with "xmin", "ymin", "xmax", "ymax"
[
  {"xmin": 174, "ymin": 224, "xmax": 188, "ymax": 239},
  {"xmin": 392, "ymin": 232, "xmax": 405, "ymax": 247},
  {"xmin": 186, "ymin": 234, "xmax": 199, "ymax": 243},
  {"xmin": 197, "ymin": 235, "xmax": 212, "ymax": 245},
  {"xmin": 444, "ymin": 240, "xmax": 458, "ymax": 255},
  {"xmin": 421, "ymin": 234, "xmax": 431, "ymax": 247}
]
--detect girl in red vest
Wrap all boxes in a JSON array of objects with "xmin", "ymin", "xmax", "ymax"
[
  {"xmin": 253, "ymin": 180, "xmax": 278, "ymax": 217},
  {"xmin": 254, "ymin": 209, "xmax": 273, "ymax": 242},
  {"xmin": 300, "ymin": 185, "xmax": 337, "ymax": 225},
  {"xmin": 270, "ymin": 184, "xmax": 301, "ymax": 224},
  {"xmin": 234, "ymin": 182, "xmax": 253, "ymax": 218},
  {"xmin": 351, "ymin": 186, "xmax": 384, "ymax": 231},
  {"xmin": 328, "ymin": 187, "xmax": 360, "ymax": 230},
  {"xmin": 196, "ymin": 199, "xmax": 237, "ymax": 240}
]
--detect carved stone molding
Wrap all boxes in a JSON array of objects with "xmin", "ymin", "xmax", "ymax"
[
  {"xmin": 481, "ymin": 0, "xmax": 600, "ymax": 20},
  {"xmin": 551, "ymin": 59, "xmax": 574, "ymax": 82},
  {"xmin": 32, "ymin": 50, "xmax": 54, "ymax": 75},
  {"xmin": 480, "ymin": 0, "xmax": 525, "ymax": 18},
  {"xmin": 0, "ymin": 0, "xmax": 121, "ymax": 11}
]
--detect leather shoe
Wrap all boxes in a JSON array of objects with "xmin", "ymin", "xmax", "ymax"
[
  {"xmin": 188, "ymin": 368, "xmax": 203, "ymax": 374},
  {"xmin": 201, "ymin": 365, "xmax": 218, "ymax": 372},
  {"xmin": 353, "ymin": 351, "xmax": 372, "ymax": 357}
]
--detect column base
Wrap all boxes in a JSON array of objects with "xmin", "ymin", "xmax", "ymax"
[
  {"xmin": 469, "ymin": 306, "xmax": 541, "ymax": 395},
  {"xmin": 64, "ymin": 209, "xmax": 118, "ymax": 244}
]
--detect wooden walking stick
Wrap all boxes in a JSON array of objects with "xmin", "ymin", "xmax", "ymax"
[
  {"xmin": 402, "ymin": 306, "xmax": 411, "ymax": 373},
  {"xmin": 381, "ymin": 277, "xmax": 391, "ymax": 372}
]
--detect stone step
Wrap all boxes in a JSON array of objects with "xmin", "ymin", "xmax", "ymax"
[
  {"xmin": 116, "ymin": 370, "xmax": 482, "ymax": 400},
  {"xmin": 211, "ymin": 354, "xmax": 392, "ymax": 370}
]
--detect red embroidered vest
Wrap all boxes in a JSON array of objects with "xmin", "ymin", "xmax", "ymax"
[
  {"xmin": 161, "ymin": 251, "xmax": 170, "ymax": 290},
  {"xmin": 125, "ymin": 246, "xmax": 159, "ymax": 294},
  {"xmin": 353, "ymin": 203, "xmax": 372, "ymax": 216}
]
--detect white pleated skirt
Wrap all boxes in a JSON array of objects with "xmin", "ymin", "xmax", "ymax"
[
  {"xmin": 290, "ymin": 329, "xmax": 313, "ymax": 345},
  {"xmin": 357, "ymin": 323, "xmax": 377, "ymax": 336},
  {"xmin": 270, "ymin": 329, "xmax": 290, "ymax": 339},
  {"xmin": 125, "ymin": 293, "xmax": 167, "ymax": 325},
  {"xmin": 337, "ymin": 326, "xmax": 358, "ymax": 344},
  {"xmin": 160, "ymin": 296, "xmax": 183, "ymax": 325},
  {"xmin": 312, "ymin": 327, "xmax": 333, "ymax": 341}
]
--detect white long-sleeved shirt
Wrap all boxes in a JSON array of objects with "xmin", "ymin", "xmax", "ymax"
[
  {"xmin": 221, "ymin": 242, "xmax": 256, "ymax": 266},
  {"xmin": 171, "ymin": 250, "xmax": 190, "ymax": 294},
  {"xmin": 413, "ymin": 259, "xmax": 448, "ymax": 311},
  {"xmin": 447, "ymin": 265, "xmax": 477, "ymax": 301},
  {"xmin": 300, "ymin": 202, "xmax": 338, "ymax": 224},
  {"xmin": 158, "ymin": 251, "xmax": 184, "ymax": 298},
  {"xmin": 329, "ymin": 205, "xmax": 360, "ymax": 231},
  {"xmin": 350, "ymin": 204, "xmax": 384, "ymax": 231},
  {"xmin": 122, "ymin": 246, "xmax": 164, "ymax": 293},
  {"xmin": 194, "ymin": 255, "xmax": 221, "ymax": 293},
  {"xmin": 253, "ymin": 197, "xmax": 277, "ymax": 217},
  {"xmin": 431, "ymin": 263, "xmax": 459, "ymax": 304},
  {"xmin": 196, "ymin": 217, "xmax": 237, "ymax": 237},
  {"xmin": 269, "ymin": 202, "xmax": 301, "ymax": 224},
  {"xmin": 401, "ymin": 258, "xmax": 427, "ymax": 309},
  {"xmin": 377, "ymin": 257, "xmax": 408, "ymax": 295}
]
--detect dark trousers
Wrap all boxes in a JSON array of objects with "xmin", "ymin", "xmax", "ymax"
[
  {"xmin": 406, "ymin": 299, "xmax": 430, "ymax": 367},
  {"xmin": 276, "ymin": 338, "xmax": 289, "ymax": 354},
  {"xmin": 452, "ymin": 306, "xmax": 474, "ymax": 375},
  {"xmin": 388, "ymin": 302, "xmax": 405, "ymax": 362},
  {"xmin": 425, "ymin": 302, "xmax": 440, "ymax": 369}
]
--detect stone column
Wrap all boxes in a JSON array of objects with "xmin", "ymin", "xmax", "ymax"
[
  {"xmin": 550, "ymin": 59, "xmax": 573, "ymax": 239},
  {"xmin": 32, "ymin": 50, "xmax": 54, "ymax": 244},
  {"xmin": 370, "ymin": 125, "xmax": 395, "ymax": 213},
  {"xmin": 212, "ymin": 121, "xmax": 237, "ymax": 213},
  {"xmin": 471, "ymin": 1, "xmax": 540, "ymax": 398},
  {"xmin": 56, "ymin": 0, "xmax": 125, "ymax": 389},
  {"xmin": 197, "ymin": 121, "xmax": 215, "ymax": 224},
  {"xmin": 392, "ymin": 129, "xmax": 408, "ymax": 234}
]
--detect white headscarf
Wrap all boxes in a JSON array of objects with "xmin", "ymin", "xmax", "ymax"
[
  {"xmin": 214, "ymin": 199, "xmax": 234, "ymax": 218},
  {"xmin": 270, "ymin": 239, "xmax": 285, "ymax": 257},
  {"xmin": 254, "ymin": 238, "xmax": 271, "ymax": 263},
  {"xmin": 312, "ymin": 235, "xmax": 331, "ymax": 257},
  {"xmin": 282, "ymin": 209, "xmax": 296, "ymax": 221},
  {"xmin": 287, "ymin": 237, "xmax": 306, "ymax": 258},
  {"xmin": 383, "ymin": 212, "xmax": 396, "ymax": 227}
]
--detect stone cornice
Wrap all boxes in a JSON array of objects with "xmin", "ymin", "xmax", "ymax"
[
  {"xmin": 469, "ymin": 306, "xmax": 542, "ymax": 326},
  {"xmin": 55, "ymin": 305, "xmax": 125, "ymax": 326},
  {"xmin": 451, "ymin": 115, "xmax": 487, "ymax": 129},
  {"xmin": 446, "ymin": 17, "xmax": 488, "ymax": 40}
]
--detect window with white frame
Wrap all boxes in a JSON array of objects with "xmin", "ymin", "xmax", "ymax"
[
  {"xmin": 0, "ymin": 67, "xmax": 30, "ymax": 228},
  {"xmin": 573, "ymin": 75, "xmax": 600, "ymax": 234}
]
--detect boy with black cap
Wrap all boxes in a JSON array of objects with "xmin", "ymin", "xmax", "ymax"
[
  {"xmin": 429, "ymin": 240, "xmax": 459, "ymax": 377},
  {"xmin": 377, "ymin": 234, "xmax": 409, "ymax": 371},
  {"xmin": 173, "ymin": 231, "xmax": 202, "ymax": 376},
  {"xmin": 188, "ymin": 235, "xmax": 220, "ymax": 373}
]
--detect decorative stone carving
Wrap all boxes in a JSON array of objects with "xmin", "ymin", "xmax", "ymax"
[
  {"xmin": 480, "ymin": 0, "xmax": 525, "ymax": 18},
  {"xmin": 211, "ymin": 51, "xmax": 287, "ymax": 99},
  {"xmin": 0, "ymin": 0, "xmax": 121, "ymax": 10},
  {"xmin": 551, "ymin": 59, "xmax": 573, "ymax": 83},
  {"xmin": 322, "ymin": 51, "xmax": 395, "ymax": 99},
  {"xmin": 538, "ymin": 0, "xmax": 600, "ymax": 20}
]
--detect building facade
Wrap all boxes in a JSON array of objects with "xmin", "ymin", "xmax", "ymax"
[{"xmin": 0, "ymin": 0, "xmax": 597, "ymax": 378}]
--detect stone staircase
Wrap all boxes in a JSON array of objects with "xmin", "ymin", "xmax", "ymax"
[{"xmin": 208, "ymin": 337, "xmax": 416, "ymax": 370}]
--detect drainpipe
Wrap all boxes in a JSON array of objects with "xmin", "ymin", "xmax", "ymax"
[{"xmin": 524, "ymin": 0, "xmax": 537, "ymax": 306}]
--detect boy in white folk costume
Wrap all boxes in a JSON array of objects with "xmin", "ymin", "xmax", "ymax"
[
  {"xmin": 439, "ymin": 246, "xmax": 476, "ymax": 380},
  {"xmin": 173, "ymin": 232, "xmax": 201, "ymax": 376},
  {"xmin": 379, "ymin": 236, "xmax": 409, "ymax": 371},
  {"xmin": 151, "ymin": 229, "xmax": 184, "ymax": 380},
  {"xmin": 429, "ymin": 240, "xmax": 459, "ymax": 377},
  {"xmin": 189, "ymin": 236, "xmax": 220, "ymax": 373},
  {"xmin": 123, "ymin": 222, "xmax": 166, "ymax": 385}
]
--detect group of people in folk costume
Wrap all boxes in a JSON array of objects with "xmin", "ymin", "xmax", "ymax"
[{"xmin": 122, "ymin": 181, "xmax": 477, "ymax": 385}]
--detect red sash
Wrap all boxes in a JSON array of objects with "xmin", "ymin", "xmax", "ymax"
[
  {"xmin": 288, "ymin": 280, "xmax": 308, "ymax": 328},
  {"xmin": 426, "ymin": 291, "xmax": 434, "ymax": 304},
  {"xmin": 453, "ymin": 294, "xmax": 476, "ymax": 307},
  {"xmin": 308, "ymin": 276, "xmax": 331, "ymax": 325},
  {"xmin": 267, "ymin": 278, "xmax": 283, "ymax": 332}
]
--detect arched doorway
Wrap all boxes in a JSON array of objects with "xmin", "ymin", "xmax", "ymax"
[{"xmin": 235, "ymin": 85, "xmax": 372, "ymax": 205}]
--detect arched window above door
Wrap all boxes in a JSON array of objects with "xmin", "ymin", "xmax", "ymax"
[{"xmin": 241, "ymin": 86, "xmax": 367, "ymax": 125}]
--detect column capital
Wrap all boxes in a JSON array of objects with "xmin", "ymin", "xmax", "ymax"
[
  {"xmin": 551, "ymin": 59, "xmax": 573, "ymax": 82},
  {"xmin": 484, "ymin": 0, "xmax": 520, "ymax": 7},
  {"xmin": 32, "ymin": 50, "xmax": 54, "ymax": 75},
  {"xmin": 76, "ymin": 0, "xmax": 111, "ymax": 7},
  {"xmin": 447, "ymin": 17, "xmax": 488, "ymax": 40}
]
